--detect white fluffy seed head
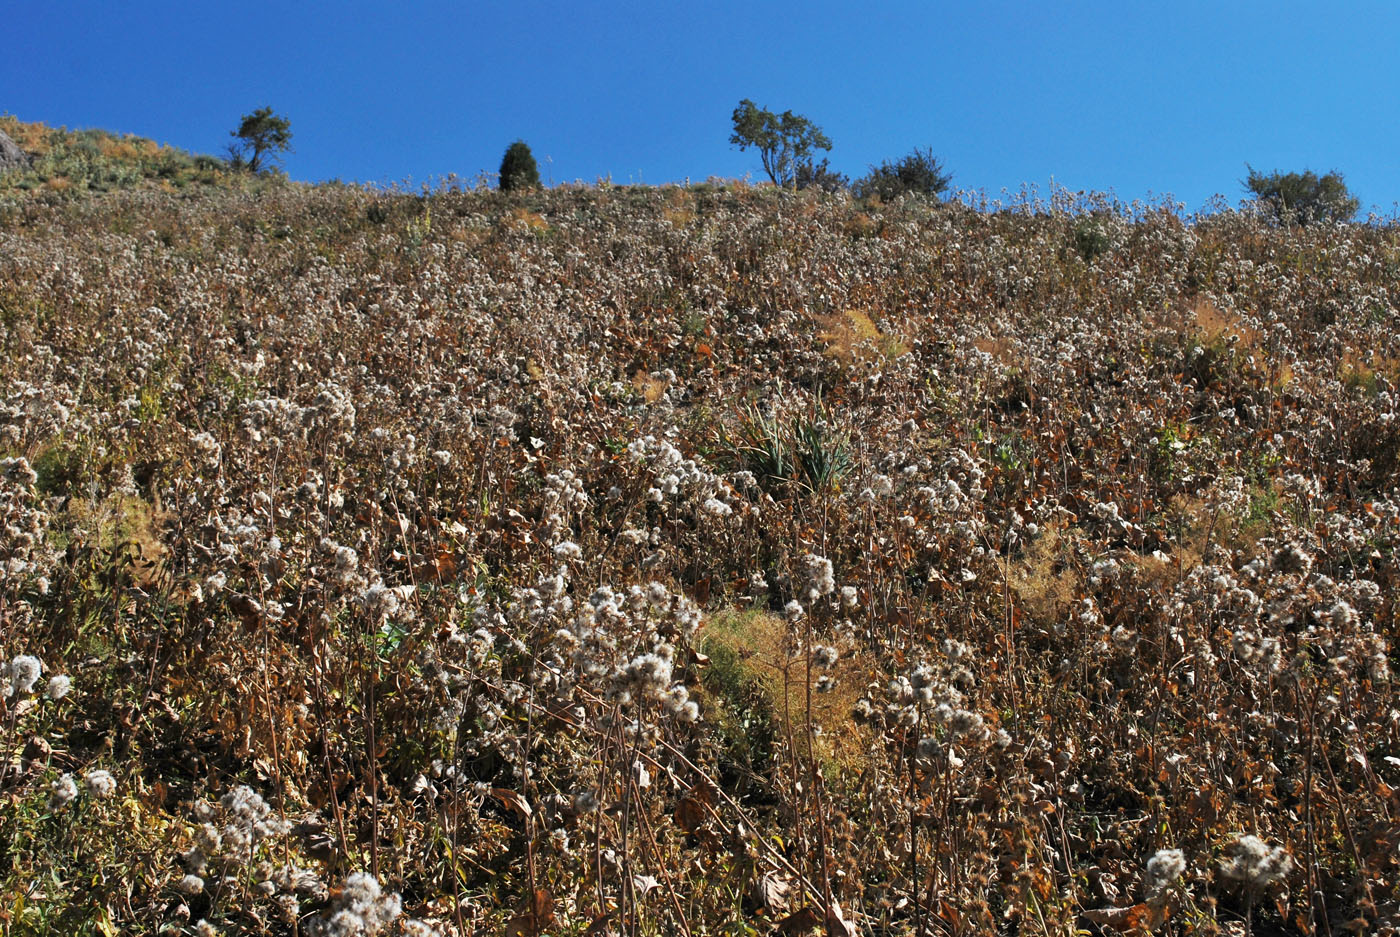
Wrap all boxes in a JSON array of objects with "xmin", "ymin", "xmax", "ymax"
[
  {"xmin": 49, "ymin": 773, "xmax": 78, "ymax": 808},
  {"xmin": 7, "ymin": 655, "xmax": 42, "ymax": 696},
  {"xmin": 1145, "ymin": 848, "xmax": 1186, "ymax": 900},
  {"xmin": 1222, "ymin": 835, "xmax": 1291, "ymax": 889},
  {"xmin": 84, "ymin": 769, "xmax": 117, "ymax": 799},
  {"xmin": 44, "ymin": 674, "xmax": 72, "ymax": 700}
]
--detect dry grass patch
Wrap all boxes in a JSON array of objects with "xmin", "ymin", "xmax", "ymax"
[
  {"xmin": 842, "ymin": 212, "xmax": 877, "ymax": 237},
  {"xmin": 816, "ymin": 308, "xmax": 907, "ymax": 368},
  {"xmin": 1010, "ymin": 525, "xmax": 1082, "ymax": 633},
  {"xmin": 0, "ymin": 115, "xmax": 52, "ymax": 155},
  {"xmin": 508, "ymin": 207, "xmax": 549, "ymax": 232},
  {"xmin": 972, "ymin": 335, "xmax": 1028, "ymax": 371},
  {"xmin": 700, "ymin": 607, "xmax": 873, "ymax": 770},
  {"xmin": 1340, "ymin": 346, "xmax": 1400, "ymax": 395},
  {"xmin": 661, "ymin": 189, "xmax": 696, "ymax": 228},
  {"xmin": 1193, "ymin": 299, "xmax": 1261, "ymax": 351},
  {"xmin": 631, "ymin": 369, "xmax": 668, "ymax": 403},
  {"xmin": 98, "ymin": 137, "xmax": 162, "ymax": 161},
  {"xmin": 1188, "ymin": 298, "xmax": 1297, "ymax": 388}
]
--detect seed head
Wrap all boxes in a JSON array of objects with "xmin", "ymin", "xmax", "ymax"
[
  {"xmin": 6, "ymin": 655, "xmax": 42, "ymax": 697},
  {"xmin": 49, "ymin": 773, "xmax": 78, "ymax": 808},
  {"xmin": 44, "ymin": 673, "xmax": 72, "ymax": 701},
  {"xmin": 84, "ymin": 769, "xmax": 117, "ymax": 799},
  {"xmin": 1144, "ymin": 848, "xmax": 1185, "ymax": 902}
]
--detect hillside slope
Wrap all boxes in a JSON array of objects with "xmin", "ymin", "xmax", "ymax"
[
  {"xmin": 0, "ymin": 181, "xmax": 1397, "ymax": 935},
  {"xmin": 0, "ymin": 115, "xmax": 233, "ymax": 195}
]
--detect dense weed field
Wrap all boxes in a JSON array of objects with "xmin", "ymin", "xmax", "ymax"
[{"xmin": 0, "ymin": 180, "xmax": 1397, "ymax": 935}]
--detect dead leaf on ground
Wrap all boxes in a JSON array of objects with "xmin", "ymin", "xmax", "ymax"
[
  {"xmin": 584, "ymin": 911, "xmax": 618, "ymax": 937},
  {"xmin": 825, "ymin": 900, "xmax": 856, "ymax": 937},
  {"xmin": 490, "ymin": 787, "xmax": 534, "ymax": 821},
  {"xmin": 1081, "ymin": 902, "xmax": 1166, "ymax": 934},
  {"xmin": 776, "ymin": 907, "xmax": 823, "ymax": 934},
  {"xmin": 505, "ymin": 888, "xmax": 554, "ymax": 937},
  {"xmin": 747, "ymin": 872, "xmax": 793, "ymax": 914}
]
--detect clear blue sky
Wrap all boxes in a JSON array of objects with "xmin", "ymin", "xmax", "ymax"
[{"xmin": 7, "ymin": 1, "xmax": 1399, "ymax": 214}]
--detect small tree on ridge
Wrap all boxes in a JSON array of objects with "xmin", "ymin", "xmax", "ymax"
[
  {"xmin": 499, "ymin": 141, "xmax": 541, "ymax": 192},
  {"xmin": 730, "ymin": 99, "xmax": 831, "ymax": 189},
  {"xmin": 229, "ymin": 107, "xmax": 292, "ymax": 174}
]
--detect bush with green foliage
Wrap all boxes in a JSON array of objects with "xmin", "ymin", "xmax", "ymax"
[
  {"xmin": 1243, "ymin": 166, "xmax": 1358, "ymax": 226},
  {"xmin": 1071, "ymin": 215, "xmax": 1113, "ymax": 262},
  {"xmin": 794, "ymin": 157, "xmax": 848, "ymax": 194},
  {"xmin": 729, "ymin": 99, "xmax": 832, "ymax": 189},
  {"xmin": 498, "ymin": 140, "xmax": 541, "ymax": 192},
  {"xmin": 854, "ymin": 146, "xmax": 951, "ymax": 202},
  {"xmin": 229, "ymin": 107, "xmax": 292, "ymax": 174}
]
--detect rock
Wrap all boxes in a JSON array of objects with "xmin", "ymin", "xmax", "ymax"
[{"xmin": 0, "ymin": 130, "xmax": 31, "ymax": 172}]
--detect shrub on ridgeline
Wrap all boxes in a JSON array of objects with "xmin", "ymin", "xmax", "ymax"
[
  {"xmin": 499, "ymin": 140, "xmax": 541, "ymax": 192},
  {"xmin": 0, "ymin": 115, "xmax": 230, "ymax": 194},
  {"xmin": 1072, "ymin": 215, "xmax": 1113, "ymax": 262},
  {"xmin": 795, "ymin": 157, "xmax": 849, "ymax": 194},
  {"xmin": 1243, "ymin": 166, "xmax": 1359, "ymax": 226},
  {"xmin": 855, "ymin": 146, "xmax": 951, "ymax": 202}
]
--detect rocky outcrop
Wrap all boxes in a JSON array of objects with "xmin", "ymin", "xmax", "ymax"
[{"xmin": 0, "ymin": 130, "xmax": 31, "ymax": 172}]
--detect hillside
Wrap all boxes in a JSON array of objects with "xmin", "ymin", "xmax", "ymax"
[
  {"xmin": 0, "ymin": 115, "xmax": 234, "ymax": 195},
  {"xmin": 0, "ymin": 179, "xmax": 1397, "ymax": 935}
]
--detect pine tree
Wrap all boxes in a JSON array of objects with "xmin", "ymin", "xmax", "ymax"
[{"xmin": 499, "ymin": 141, "xmax": 541, "ymax": 192}]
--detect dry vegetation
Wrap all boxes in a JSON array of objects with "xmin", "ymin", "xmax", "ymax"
[{"xmin": 0, "ymin": 175, "xmax": 1397, "ymax": 936}]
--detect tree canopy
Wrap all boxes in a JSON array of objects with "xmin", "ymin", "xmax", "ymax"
[
  {"xmin": 1244, "ymin": 167, "xmax": 1358, "ymax": 225},
  {"xmin": 499, "ymin": 140, "xmax": 541, "ymax": 192},
  {"xmin": 229, "ymin": 107, "xmax": 292, "ymax": 174},
  {"xmin": 729, "ymin": 99, "xmax": 831, "ymax": 189}
]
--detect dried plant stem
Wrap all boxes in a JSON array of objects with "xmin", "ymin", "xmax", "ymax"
[{"xmin": 630, "ymin": 774, "xmax": 694, "ymax": 937}]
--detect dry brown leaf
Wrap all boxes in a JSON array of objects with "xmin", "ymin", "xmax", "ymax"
[
  {"xmin": 1081, "ymin": 903, "xmax": 1163, "ymax": 934},
  {"xmin": 490, "ymin": 787, "xmax": 534, "ymax": 820},
  {"xmin": 584, "ymin": 912, "xmax": 617, "ymax": 937},
  {"xmin": 776, "ymin": 907, "xmax": 823, "ymax": 934},
  {"xmin": 747, "ymin": 872, "xmax": 792, "ymax": 913},
  {"xmin": 825, "ymin": 900, "xmax": 856, "ymax": 937},
  {"xmin": 674, "ymin": 795, "xmax": 707, "ymax": 833},
  {"xmin": 505, "ymin": 888, "xmax": 554, "ymax": 937}
]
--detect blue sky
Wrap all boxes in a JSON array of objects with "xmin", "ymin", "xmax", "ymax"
[{"xmin": 7, "ymin": 1, "xmax": 1399, "ymax": 214}]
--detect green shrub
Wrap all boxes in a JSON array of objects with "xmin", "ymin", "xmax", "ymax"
[
  {"xmin": 498, "ymin": 140, "xmax": 541, "ymax": 192},
  {"xmin": 855, "ymin": 146, "xmax": 951, "ymax": 201},
  {"xmin": 794, "ymin": 157, "xmax": 848, "ymax": 193},
  {"xmin": 1072, "ymin": 216, "xmax": 1112, "ymax": 262},
  {"xmin": 1244, "ymin": 166, "xmax": 1359, "ymax": 226},
  {"xmin": 723, "ymin": 403, "xmax": 851, "ymax": 495}
]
